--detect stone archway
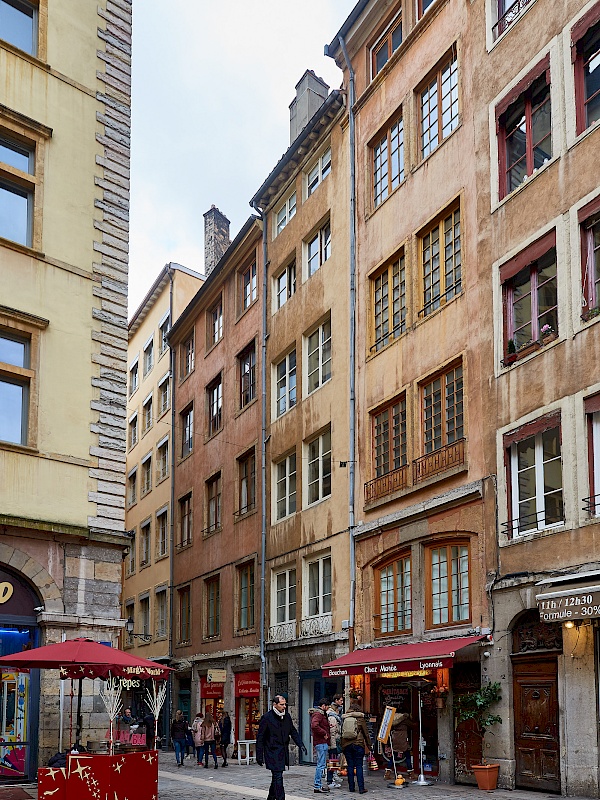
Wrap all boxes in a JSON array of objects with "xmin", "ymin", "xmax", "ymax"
[{"xmin": 0, "ymin": 548, "xmax": 64, "ymax": 615}]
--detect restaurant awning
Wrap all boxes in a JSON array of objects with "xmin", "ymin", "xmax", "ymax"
[
  {"xmin": 322, "ymin": 635, "xmax": 485, "ymax": 677},
  {"xmin": 536, "ymin": 570, "xmax": 600, "ymax": 623}
]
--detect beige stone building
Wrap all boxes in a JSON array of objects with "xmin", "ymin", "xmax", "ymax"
[{"xmin": 0, "ymin": 0, "xmax": 131, "ymax": 777}]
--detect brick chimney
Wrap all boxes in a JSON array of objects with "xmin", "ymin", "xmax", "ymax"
[
  {"xmin": 289, "ymin": 70, "xmax": 329, "ymax": 144},
  {"xmin": 203, "ymin": 205, "xmax": 231, "ymax": 275}
]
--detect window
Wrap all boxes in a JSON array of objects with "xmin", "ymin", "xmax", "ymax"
[
  {"xmin": 238, "ymin": 562, "xmax": 255, "ymax": 630},
  {"xmin": 581, "ymin": 200, "xmax": 600, "ymax": 316},
  {"xmin": 206, "ymin": 472, "xmax": 222, "ymax": 534},
  {"xmin": 206, "ymin": 577, "xmax": 220, "ymax": 638},
  {"xmin": 507, "ymin": 420, "xmax": 563, "ymax": 535},
  {"xmin": 420, "ymin": 51, "xmax": 459, "ymax": 159},
  {"xmin": 420, "ymin": 205, "xmax": 461, "ymax": 316},
  {"xmin": 276, "ymin": 192, "xmax": 297, "ymax": 234},
  {"xmin": 207, "ymin": 375, "xmax": 222, "ymax": 437},
  {"xmin": 156, "ymin": 507, "xmax": 168, "ymax": 558},
  {"xmin": 574, "ymin": 18, "xmax": 600, "ymax": 135},
  {"xmin": 306, "ymin": 148, "xmax": 331, "ymax": 196},
  {"xmin": 373, "ymin": 117, "xmax": 404, "ymax": 207},
  {"xmin": 275, "ymin": 350, "xmax": 297, "ymax": 417},
  {"xmin": 377, "ymin": 554, "xmax": 411, "ymax": 635},
  {"xmin": 129, "ymin": 360, "xmax": 138, "ymax": 396},
  {"xmin": 241, "ymin": 262, "xmax": 257, "ymax": 311},
  {"xmin": 238, "ymin": 449, "xmax": 256, "ymax": 515},
  {"xmin": 208, "ymin": 298, "xmax": 223, "ymax": 346},
  {"xmin": 275, "ymin": 260, "xmax": 296, "ymax": 309},
  {"xmin": 275, "ymin": 452, "xmax": 297, "ymax": 520},
  {"xmin": 127, "ymin": 536, "xmax": 135, "ymax": 575},
  {"xmin": 0, "ymin": 329, "xmax": 30, "ymax": 445},
  {"xmin": 159, "ymin": 313, "xmax": 170, "ymax": 354},
  {"xmin": 306, "ymin": 317, "xmax": 331, "ymax": 393},
  {"xmin": 497, "ymin": 68, "xmax": 551, "ymax": 199},
  {"xmin": 181, "ymin": 404, "xmax": 193, "ymax": 457},
  {"xmin": 585, "ymin": 396, "xmax": 600, "ymax": 514},
  {"xmin": 141, "ymin": 455, "xmax": 152, "ymax": 496},
  {"xmin": 140, "ymin": 521, "xmax": 150, "ymax": 566},
  {"xmin": 140, "ymin": 597, "xmax": 150, "ymax": 638},
  {"xmin": 371, "ymin": 255, "xmax": 406, "ymax": 351},
  {"xmin": 178, "ymin": 587, "xmax": 190, "ymax": 643},
  {"xmin": 127, "ymin": 468, "xmax": 137, "ymax": 508},
  {"xmin": 156, "ymin": 589, "xmax": 167, "ymax": 638},
  {"xmin": 307, "ymin": 221, "xmax": 331, "ymax": 277},
  {"xmin": 428, "ymin": 543, "xmax": 470, "ymax": 627},
  {"xmin": 373, "ymin": 396, "xmax": 407, "ymax": 477},
  {"xmin": 142, "ymin": 393, "xmax": 153, "ymax": 433},
  {"xmin": 158, "ymin": 373, "xmax": 170, "ymax": 415},
  {"xmin": 275, "ymin": 568, "xmax": 296, "ymax": 624},
  {"xmin": 124, "ymin": 601, "xmax": 134, "ymax": 643},
  {"xmin": 306, "ymin": 428, "xmax": 332, "ymax": 505},
  {"xmin": 422, "ymin": 364, "xmax": 463, "ymax": 454},
  {"xmin": 501, "ymin": 233, "xmax": 557, "ymax": 353},
  {"xmin": 143, "ymin": 338, "xmax": 154, "ymax": 376},
  {"xmin": 128, "ymin": 413, "xmax": 138, "ymax": 450},
  {"xmin": 371, "ymin": 11, "xmax": 402, "ymax": 78},
  {"xmin": 494, "ymin": 0, "xmax": 534, "ymax": 39},
  {"xmin": 0, "ymin": 0, "xmax": 36, "ymax": 55},
  {"xmin": 178, "ymin": 493, "xmax": 192, "ymax": 547},
  {"xmin": 239, "ymin": 342, "xmax": 256, "ymax": 408},
  {"xmin": 157, "ymin": 436, "xmax": 169, "ymax": 482},
  {"xmin": 418, "ymin": 0, "xmax": 437, "ymax": 18},
  {"xmin": 181, "ymin": 334, "xmax": 194, "ymax": 377},
  {"xmin": 0, "ymin": 133, "xmax": 33, "ymax": 246},
  {"xmin": 307, "ymin": 554, "xmax": 332, "ymax": 616}
]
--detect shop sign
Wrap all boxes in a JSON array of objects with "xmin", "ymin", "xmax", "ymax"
[
  {"xmin": 537, "ymin": 587, "xmax": 600, "ymax": 622},
  {"xmin": 207, "ymin": 669, "xmax": 227, "ymax": 683},
  {"xmin": 322, "ymin": 658, "xmax": 451, "ymax": 678},
  {"xmin": 119, "ymin": 678, "xmax": 141, "ymax": 689},
  {"xmin": 200, "ymin": 677, "xmax": 224, "ymax": 699},
  {"xmin": 0, "ymin": 568, "xmax": 38, "ymax": 617},
  {"xmin": 235, "ymin": 671, "xmax": 260, "ymax": 697}
]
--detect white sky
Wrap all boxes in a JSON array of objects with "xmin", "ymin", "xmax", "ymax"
[{"xmin": 128, "ymin": 1, "xmax": 357, "ymax": 316}]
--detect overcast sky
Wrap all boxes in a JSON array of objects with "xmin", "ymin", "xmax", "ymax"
[{"xmin": 128, "ymin": 1, "xmax": 357, "ymax": 316}]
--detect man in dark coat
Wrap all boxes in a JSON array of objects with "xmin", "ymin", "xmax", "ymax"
[{"xmin": 256, "ymin": 695, "xmax": 307, "ymax": 800}]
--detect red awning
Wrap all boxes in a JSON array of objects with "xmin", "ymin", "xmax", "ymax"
[{"xmin": 322, "ymin": 635, "xmax": 484, "ymax": 677}]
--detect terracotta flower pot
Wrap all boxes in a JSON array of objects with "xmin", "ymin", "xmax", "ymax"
[
  {"xmin": 436, "ymin": 697, "xmax": 445, "ymax": 709},
  {"xmin": 472, "ymin": 763, "xmax": 499, "ymax": 790}
]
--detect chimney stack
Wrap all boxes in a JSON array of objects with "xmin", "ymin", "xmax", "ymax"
[
  {"xmin": 204, "ymin": 205, "xmax": 231, "ymax": 275},
  {"xmin": 289, "ymin": 70, "xmax": 329, "ymax": 144}
]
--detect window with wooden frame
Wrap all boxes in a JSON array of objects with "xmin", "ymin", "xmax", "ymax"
[
  {"xmin": 421, "ymin": 363, "xmax": 463, "ymax": 455},
  {"xmin": 158, "ymin": 372, "xmax": 170, "ymax": 416},
  {"xmin": 418, "ymin": 0, "xmax": 437, "ymax": 19},
  {"xmin": 573, "ymin": 14, "xmax": 600, "ymax": 136},
  {"xmin": 181, "ymin": 334, "xmax": 194, "ymax": 378},
  {"xmin": 306, "ymin": 427, "xmax": 332, "ymax": 506},
  {"xmin": 238, "ymin": 448, "xmax": 256, "ymax": 516},
  {"xmin": 178, "ymin": 492, "xmax": 192, "ymax": 547},
  {"xmin": 306, "ymin": 316, "xmax": 331, "ymax": 394},
  {"xmin": 373, "ymin": 395, "xmax": 407, "ymax": 478},
  {"xmin": 0, "ymin": 0, "xmax": 42, "ymax": 56},
  {"xmin": 205, "ymin": 576, "xmax": 220, "ymax": 638},
  {"xmin": 140, "ymin": 520, "xmax": 151, "ymax": 566},
  {"xmin": 497, "ymin": 60, "xmax": 551, "ymax": 200},
  {"xmin": 426, "ymin": 542, "xmax": 470, "ymax": 628},
  {"xmin": 156, "ymin": 507, "xmax": 168, "ymax": 558},
  {"xmin": 579, "ymin": 196, "xmax": 600, "ymax": 319},
  {"xmin": 275, "ymin": 349, "xmax": 297, "ymax": 418},
  {"xmin": 180, "ymin": 404, "xmax": 193, "ymax": 457},
  {"xmin": 371, "ymin": 254, "xmax": 406, "ymax": 352},
  {"xmin": 306, "ymin": 148, "xmax": 331, "ymax": 197},
  {"xmin": 275, "ymin": 451, "xmax": 297, "ymax": 521},
  {"xmin": 585, "ymin": 395, "xmax": 600, "ymax": 516},
  {"xmin": 504, "ymin": 414, "xmax": 563, "ymax": 537},
  {"xmin": 373, "ymin": 115, "xmax": 404, "ymax": 208},
  {"xmin": 139, "ymin": 595, "xmax": 150, "ymax": 638},
  {"xmin": 376, "ymin": 553, "xmax": 411, "ymax": 636},
  {"xmin": 178, "ymin": 586, "xmax": 191, "ymax": 643},
  {"xmin": 276, "ymin": 191, "xmax": 297, "ymax": 235},
  {"xmin": 206, "ymin": 373, "xmax": 222, "ymax": 437},
  {"xmin": 500, "ymin": 230, "xmax": 557, "ymax": 356},
  {"xmin": 141, "ymin": 453, "xmax": 152, "ymax": 496},
  {"xmin": 275, "ymin": 259, "xmax": 296, "ymax": 309},
  {"xmin": 238, "ymin": 341, "xmax": 256, "ymax": 409},
  {"xmin": 241, "ymin": 261, "xmax": 257, "ymax": 311},
  {"xmin": 155, "ymin": 588, "xmax": 167, "ymax": 638},
  {"xmin": 208, "ymin": 296, "xmax": 223, "ymax": 347},
  {"xmin": 419, "ymin": 204, "xmax": 461, "ymax": 317},
  {"xmin": 370, "ymin": 9, "xmax": 402, "ymax": 79},
  {"xmin": 306, "ymin": 220, "xmax": 331, "ymax": 277},
  {"xmin": 237, "ymin": 562, "xmax": 255, "ymax": 631},
  {"xmin": 205, "ymin": 472, "xmax": 222, "ymax": 535},
  {"xmin": 419, "ymin": 49, "xmax": 458, "ymax": 159},
  {"xmin": 156, "ymin": 436, "xmax": 169, "ymax": 482}
]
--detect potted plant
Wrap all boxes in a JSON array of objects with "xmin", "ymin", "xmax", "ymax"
[
  {"xmin": 503, "ymin": 339, "xmax": 517, "ymax": 365},
  {"xmin": 454, "ymin": 681, "xmax": 502, "ymax": 790},
  {"xmin": 540, "ymin": 324, "xmax": 557, "ymax": 345},
  {"xmin": 431, "ymin": 684, "xmax": 449, "ymax": 709}
]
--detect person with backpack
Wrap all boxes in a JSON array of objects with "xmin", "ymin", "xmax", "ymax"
[
  {"xmin": 310, "ymin": 698, "xmax": 331, "ymax": 793},
  {"xmin": 340, "ymin": 701, "xmax": 371, "ymax": 794},
  {"xmin": 326, "ymin": 694, "xmax": 343, "ymax": 788}
]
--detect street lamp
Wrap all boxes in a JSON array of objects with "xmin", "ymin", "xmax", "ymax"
[{"xmin": 125, "ymin": 616, "xmax": 151, "ymax": 643}]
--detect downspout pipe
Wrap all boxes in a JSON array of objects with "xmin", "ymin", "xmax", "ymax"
[
  {"xmin": 328, "ymin": 35, "xmax": 357, "ymax": 649},
  {"xmin": 252, "ymin": 203, "xmax": 269, "ymax": 709},
  {"xmin": 166, "ymin": 264, "xmax": 176, "ymax": 743}
]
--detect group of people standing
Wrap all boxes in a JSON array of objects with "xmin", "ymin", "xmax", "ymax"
[{"xmin": 170, "ymin": 708, "xmax": 232, "ymax": 768}]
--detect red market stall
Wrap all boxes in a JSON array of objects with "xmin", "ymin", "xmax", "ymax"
[{"xmin": 234, "ymin": 671, "xmax": 260, "ymax": 740}]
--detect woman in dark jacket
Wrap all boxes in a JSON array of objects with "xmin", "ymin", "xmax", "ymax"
[
  {"xmin": 170, "ymin": 710, "xmax": 188, "ymax": 767},
  {"xmin": 218, "ymin": 710, "xmax": 232, "ymax": 766}
]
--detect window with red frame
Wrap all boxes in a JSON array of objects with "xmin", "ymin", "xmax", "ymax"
[
  {"xmin": 574, "ymin": 17, "xmax": 600, "ymax": 135},
  {"xmin": 581, "ymin": 202, "xmax": 600, "ymax": 317},
  {"xmin": 585, "ymin": 395, "xmax": 600, "ymax": 515},
  {"xmin": 498, "ymin": 72, "xmax": 551, "ymax": 198}
]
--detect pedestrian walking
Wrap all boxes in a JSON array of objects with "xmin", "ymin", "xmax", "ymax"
[
  {"xmin": 191, "ymin": 711, "xmax": 204, "ymax": 765},
  {"xmin": 256, "ymin": 695, "xmax": 307, "ymax": 800},
  {"xmin": 341, "ymin": 701, "xmax": 371, "ymax": 794},
  {"xmin": 170, "ymin": 710, "xmax": 188, "ymax": 767},
  {"xmin": 218, "ymin": 710, "xmax": 232, "ymax": 766},
  {"xmin": 199, "ymin": 710, "xmax": 219, "ymax": 768},
  {"xmin": 310, "ymin": 698, "xmax": 331, "ymax": 793}
]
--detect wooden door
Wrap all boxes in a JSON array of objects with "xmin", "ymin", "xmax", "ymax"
[{"xmin": 513, "ymin": 658, "xmax": 560, "ymax": 792}]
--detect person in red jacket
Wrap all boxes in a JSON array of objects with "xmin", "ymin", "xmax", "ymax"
[{"xmin": 310, "ymin": 699, "xmax": 331, "ymax": 793}]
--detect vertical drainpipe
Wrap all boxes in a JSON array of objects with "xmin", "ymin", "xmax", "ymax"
[
  {"xmin": 328, "ymin": 36, "xmax": 357, "ymax": 650},
  {"xmin": 166, "ymin": 264, "xmax": 175, "ymax": 740},
  {"xmin": 252, "ymin": 204, "xmax": 269, "ymax": 709}
]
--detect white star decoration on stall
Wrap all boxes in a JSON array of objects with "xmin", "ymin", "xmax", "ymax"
[
  {"xmin": 143, "ymin": 752, "xmax": 155, "ymax": 764},
  {"xmin": 112, "ymin": 757, "xmax": 125, "ymax": 773},
  {"xmin": 45, "ymin": 766, "xmax": 65, "ymax": 780},
  {"xmin": 69, "ymin": 756, "xmax": 101, "ymax": 800}
]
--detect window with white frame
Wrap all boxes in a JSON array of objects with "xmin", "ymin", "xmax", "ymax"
[
  {"xmin": 306, "ymin": 221, "xmax": 331, "ymax": 277},
  {"xmin": 157, "ymin": 436, "xmax": 169, "ymax": 482},
  {"xmin": 274, "ymin": 567, "xmax": 296, "ymax": 624},
  {"xmin": 275, "ymin": 349, "xmax": 296, "ymax": 418},
  {"xmin": 127, "ymin": 468, "xmax": 137, "ymax": 508},
  {"xmin": 140, "ymin": 520, "xmax": 151, "ymax": 566},
  {"xmin": 306, "ymin": 147, "xmax": 331, "ymax": 197},
  {"xmin": 275, "ymin": 452, "xmax": 297, "ymax": 520},
  {"xmin": 208, "ymin": 298, "xmax": 223, "ymax": 346},
  {"xmin": 158, "ymin": 372, "xmax": 170, "ymax": 416},
  {"xmin": 128, "ymin": 412, "xmax": 138, "ymax": 450},
  {"xmin": 206, "ymin": 472, "xmax": 222, "ymax": 534},
  {"xmin": 179, "ymin": 493, "xmax": 192, "ymax": 547},
  {"xmin": 306, "ymin": 317, "xmax": 331, "ymax": 394},
  {"xmin": 207, "ymin": 374, "xmax": 223, "ymax": 437},
  {"xmin": 143, "ymin": 338, "xmax": 154, "ymax": 376},
  {"xmin": 155, "ymin": 588, "xmax": 167, "ymax": 637},
  {"xmin": 306, "ymin": 427, "xmax": 331, "ymax": 506},
  {"xmin": 159, "ymin": 313, "xmax": 170, "ymax": 355},
  {"xmin": 141, "ymin": 454, "xmax": 152, "ymax": 496},
  {"xmin": 276, "ymin": 191, "xmax": 297, "ymax": 235},
  {"xmin": 181, "ymin": 334, "xmax": 194, "ymax": 377},
  {"xmin": 241, "ymin": 262, "xmax": 257, "ymax": 311},
  {"xmin": 0, "ymin": 0, "xmax": 37, "ymax": 55},
  {"xmin": 238, "ymin": 449, "xmax": 256, "ymax": 515},
  {"xmin": 275, "ymin": 259, "xmax": 296, "ymax": 309},
  {"xmin": 142, "ymin": 393, "xmax": 153, "ymax": 433},
  {"xmin": 306, "ymin": 554, "xmax": 332, "ymax": 617},
  {"xmin": 129, "ymin": 359, "xmax": 139, "ymax": 396},
  {"xmin": 239, "ymin": 342, "xmax": 256, "ymax": 409},
  {"xmin": 156, "ymin": 507, "xmax": 168, "ymax": 557},
  {"xmin": 237, "ymin": 562, "xmax": 255, "ymax": 630}
]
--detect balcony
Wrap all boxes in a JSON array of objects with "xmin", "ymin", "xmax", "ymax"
[
  {"xmin": 583, "ymin": 495, "xmax": 600, "ymax": 516},
  {"xmin": 268, "ymin": 621, "xmax": 297, "ymax": 643},
  {"xmin": 300, "ymin": 613, "xmax": 332, "ymax": 638},
  {"xmin": 364, "ymin": 465, "xmax": 409, "ymax": 504},
  {"xmin": 493, "ymin": 0, "xmax": 533, "ymax": 39},
  {"xmin": 501, "ymin": 509, "xmax": 565, "ymax": 538},
  {"xmin": 413, "ymin": 438, "xmax": 466, "ymax": 483}
]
